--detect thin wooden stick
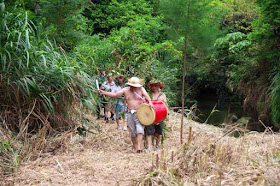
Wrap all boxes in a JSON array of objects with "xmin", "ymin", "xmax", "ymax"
[
  {"xmin": 156, "ymin": 153, "xmax": 159, "ymax": 168},
  {"xmin": 188, "ymin": 126, "xmax": 192, "ymax": 143},
  {"xmin": 259, "ymin": 120, "xmax": 274, "ymax": 133}
]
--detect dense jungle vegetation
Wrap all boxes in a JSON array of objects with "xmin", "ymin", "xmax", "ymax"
[{"xmin": 0, "ymin": 0, "xmax": 279, "ymax": 173}]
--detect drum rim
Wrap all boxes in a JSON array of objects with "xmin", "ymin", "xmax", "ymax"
[{"xmin": 137, "ymin": 103, "xmax": 155, "ymax": 125}]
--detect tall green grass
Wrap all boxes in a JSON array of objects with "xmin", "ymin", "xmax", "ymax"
[
  {"xmin": 270, "ymin": 73, "xmax": 280, "ymax": 127},
  {"xmin": 0, "ymin": 1, "xmax": 97, "ymax": 163}
]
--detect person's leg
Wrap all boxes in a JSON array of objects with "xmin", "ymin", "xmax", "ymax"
[
  {"xmin": 106, "ymin": 103, "xmax": 113, "ymax": 123},
  {"xmin": 123, "ymin": 106, "xmax": 128, "ymax": 130},
  {"xmin": 136, "ymin": 133, "xmax": 143, "ymax": 151},
  {"xmin": 115, "ymin": 104, "xmax": 122, "ymax": 129},
  {"xmin": 111, "ymin": 112, "xmax": 115, "ymax": 121},
  {"xmin": 110, "ymin": 102, "xmax": 115, "ymax": 121},
  {"xmin": 105, "ymin": 103, "xmax": 110, "ymax": 123},
  {"xmin": 96, "ymin": 102, "xmax": 101, "ymax": 119},
  {"xmin": 109, "ymin": 103, "xmax": 114, "ymax": 122},
  {"xmin": 116, "ymin": 119, "xmax": 121, "ymax": 129},
  {"xmin": 101, "ymin": 102, "xmax": 105, "ymax": 117},
  {"xmin": 145, "ymin": 125, "xmax": 155, "ymax": 150},
  {"xmin": 127, "ymin": 124, "xmax": 131, "ymax": 136},
  {"xmin": 127, "ymin": 112, "xmax": 137, "ymax": 151},
  {"xmin": 155, "ymin": 133, "xmax": 161, "ymax": 147},
  {"xmin": 146, "ymin": 135, "xmax": 153, "ymax": 150},
  {"xmin": 131, "ymin": 137, "xmax": 137, "ymax": 150},
  {"xmin": 123, "ymin": 119, "xmax": 127, "ymax": 130},
  {"xmin": 154, "ymin": 123, "xmax": 163, "ymax": 149},
  {"xmin": 134, "ymin": 114, "xmax": 145, "ymax": 152}
]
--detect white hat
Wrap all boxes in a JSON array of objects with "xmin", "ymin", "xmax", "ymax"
[{"xmin": 126, "ymin": 77, "xmax": 143, "ymax": 87}]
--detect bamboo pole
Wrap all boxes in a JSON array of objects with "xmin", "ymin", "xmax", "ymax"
[
  {"xmin": 181, "ymin": 0, "xmax": 190, "ymax": 144},
  {"xmin": 180, "ymin": 32, "xmax": 187, "ymax": 144}
]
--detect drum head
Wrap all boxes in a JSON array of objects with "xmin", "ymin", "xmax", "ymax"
[{"xmin": 137, "ymin": 103, "xmax": 155, "ymax": 126}]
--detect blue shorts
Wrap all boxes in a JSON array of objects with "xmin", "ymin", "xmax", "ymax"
[{"xmin": 114, "ymin": 103, "xmax": 127, "ymax": 119}]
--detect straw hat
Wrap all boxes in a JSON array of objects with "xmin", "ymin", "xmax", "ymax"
[
  {"xmin": 107, "ymin": 73, "xmax": 113, "ymax": 78},
  {"xmin": 127, "ymin": 77, "xmax": 143, "ymax": 87}
]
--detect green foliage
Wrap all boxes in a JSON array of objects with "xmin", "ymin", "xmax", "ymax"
[
  {"xmin": 159, "ymin": 0, "xmax": 223, "ymax": 54},
  {"xmin": 251, "ymin": 0, "xmax": 280, "ymax": 41},
  {"xmin": 0, "ymin": 2, "xmax": 96, "ymax": 126},
  {"xmin": 211, "ymin": 32, "xmax": 253, "ymax": 83},
  {"xmin": 159, "ymin": 0, "xmax": 225, "ymax": 106},
  {"xmin": 29, "ymin": 0, "xmax": 91, "ymax": 49},
  {"xmin": 0, "ymin": 141, "xmax": 20, "ymax": 172},
  {"xmin": 219, "ymin": 0, "xmax": 257, "ymax": 34},
  {"xmin": 1, "ymin": 0, "xmax": 280, "ymax": 165},
  {"xmin": 214, "ymin": 32, "xmax": 251, "ymax": 56},
  {"xmin": 73, "ymin": 35, "xmax": 115, "ymax": 75},
  {"xmin": 85, "ymin": 0, "xmax": 154, "ymax": 35}
]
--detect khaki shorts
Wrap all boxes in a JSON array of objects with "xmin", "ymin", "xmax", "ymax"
[
  {"xmin": 127, "ymin": 111, "xmax": 144, "ymax": 138},
  {"xmin": 104, "ymin": 102, "xmax": 113, "ymax": 112}
]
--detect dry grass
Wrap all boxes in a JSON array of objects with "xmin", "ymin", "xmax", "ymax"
[
  {"xmin": 140, "ymin": 112, "xmax": 280, "ymax": 185},
  {"xmin": 1, "ymin": 112, "xmax": 279, "ymax": 185},
  {"xmin": 0, "ymin": 115, "xmax": 153, "ymax": 185}
]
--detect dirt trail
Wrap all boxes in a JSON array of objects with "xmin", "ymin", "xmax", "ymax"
[{"xmin": 2, "ymin": 112, "xmax": 222, "ymax": 186}]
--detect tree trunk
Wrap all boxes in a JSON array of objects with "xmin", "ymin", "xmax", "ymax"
[
  {"xmin": 180, "ymin": 0, "xmax": 190, "ymax": 144},
  {"xmin": 181, "ymin": 31, "xmax": 187, "ymax": 144}
]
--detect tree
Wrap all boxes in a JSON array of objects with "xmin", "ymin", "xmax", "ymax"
[
  {"xmin": 159, "ymin": 0, "xmax": 222, "ymax": 143},
  {"xmin": 84, "ymin": 0, "xmax": 154, "ymax": 35},
  {"xmin": 26, "ymin": 0, "xmax": 91, "ymax": 49}
]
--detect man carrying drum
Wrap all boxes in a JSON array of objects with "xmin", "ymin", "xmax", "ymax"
[
  {"xmin": 98, "ymin": 77, "xmax": 152, "ymax": 153},
  {"xmin": 146, "ymin": 81, "xmax": 167, "ymax": 151}
]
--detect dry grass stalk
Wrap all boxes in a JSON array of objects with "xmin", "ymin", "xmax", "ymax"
[
  {"xmin": 140, "ymin": 112, "xmax": 280, "ymax": 185},
  {"xmin": 0, "ymin": 87, "xmax": 88, "ymax": 174}
]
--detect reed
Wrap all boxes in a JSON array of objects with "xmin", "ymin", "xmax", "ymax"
[{"xmin": 0, "ymin": 3, "xmax": 97, "ymax": 173}]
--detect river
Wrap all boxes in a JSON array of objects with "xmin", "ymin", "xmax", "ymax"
[{"xmin": 196, "ymin": 97, "xmax": 243, "ymax": 126}]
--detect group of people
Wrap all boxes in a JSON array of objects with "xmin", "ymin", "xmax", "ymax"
[
  {"xmin": 98, "ymin": 75, "xmax": 168, "ymax": 153},
  {"xmin": 96, "ymin": 72, "xmax": 127, "ymax": 130}
]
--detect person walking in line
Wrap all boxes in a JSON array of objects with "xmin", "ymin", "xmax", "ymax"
[
  {"xmin": 102, "ymin": 73, "xmax": 116, "ymax": 123},
  {"xmin": 99, "ymin": 77, "xmax": 152, "ymax": 153},
  {"xmin": 112, "ymin": 75, "xmax": 128, "ymax": 130},
  {"xmin": 96, "ymin": 69, "xmax": 107, "ymax": 119},
  {"xmin": 145, "ymin": 81, "xmax": 167, "ymax": 151}
]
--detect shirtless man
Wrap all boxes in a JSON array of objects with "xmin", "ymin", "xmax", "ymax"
[{"xmin": 99, "ymin": 77, "xmax": 152, "ymax": 152}]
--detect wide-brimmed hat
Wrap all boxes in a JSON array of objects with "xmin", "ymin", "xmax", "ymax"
[{"xmin": 127, "ymin": 77, "xmax": 143, "ymax": 87}]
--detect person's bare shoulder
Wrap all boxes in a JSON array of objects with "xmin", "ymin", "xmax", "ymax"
[
  {"xmin": 141, "ymin": 87, "xmax": 147, "ymax": 92},
  {"xmin": 123, "ymin": 87, "xmax": 130, "ymax": 91},
  {"xmin": 122, "ymin": 87, "xmax": 130, "ymax": 94}
]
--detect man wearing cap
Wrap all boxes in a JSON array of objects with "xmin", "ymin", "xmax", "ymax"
[
  {"xmin": 99, "ymin": 77, "xmax": 152, "ymax": 153},
  {"xmin": 102, "ymin": 73, "xmax": 116, "ymax": 123}
]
